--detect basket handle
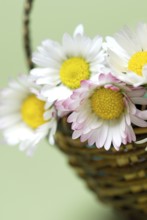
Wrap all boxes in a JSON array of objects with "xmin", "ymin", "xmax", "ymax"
[{"xmin": 23, "ymin": 0, "xmax": 34, "ymax": 70}]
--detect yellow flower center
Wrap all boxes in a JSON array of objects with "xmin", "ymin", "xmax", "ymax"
[
  {"xmin": 21, "ymin": 95, "xmax": 46, "ymax": 129},
  {"xmin": 128, "ymin": 51, "xmax": 147, "ymax": 76},
  {"xmin": 60, "ymin": 57, "xmax": 90, "ymax": 89},
  {"xmin": 90, "ymin": 88, "xmax": 124, "ymax": 120}
]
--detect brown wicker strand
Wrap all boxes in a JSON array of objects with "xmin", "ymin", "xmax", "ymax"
[
  {"xmin": 23, "ymin": 0, "xmax": 34, "ymax": 70},
  {"xmin": 55, "ymin": 118, "xmax": 147, "ymax": 219}
]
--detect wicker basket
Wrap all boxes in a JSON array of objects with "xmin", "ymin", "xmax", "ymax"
[
  {"xmin": 23, "ymin": 1, "xmax": 147, "ymax": 219},
  {"xmin": 55, "ymin": 118, "xmax": 147, "ymax": 219}
]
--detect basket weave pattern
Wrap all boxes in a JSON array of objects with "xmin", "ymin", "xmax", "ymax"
[
  {"xmin": 24, "ymin": 0, "xmax": 147, "ymax": 218},
  {"xmin": 55, "ymin": 118, "xmax": 147, "ymax": 218}
]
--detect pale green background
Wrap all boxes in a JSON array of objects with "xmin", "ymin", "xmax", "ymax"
[{"xmin": 0, "ymin": 0, "xmax": 147, "ymax": 220}]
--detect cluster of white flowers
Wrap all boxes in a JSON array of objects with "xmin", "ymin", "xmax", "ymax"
[{"xmin": 1, "ymin": 23, "xmax": 147, "ymax": 155}]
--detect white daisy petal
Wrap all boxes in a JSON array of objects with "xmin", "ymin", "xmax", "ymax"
[
  {"xmin": 106, "ymin": 36, "xmax": 128, "ymax": 58},
  {"xmin": 104, "ymin": 128, "xmax": 113, "ymax": 150},
  {"xmin": 41, "ymin": 85, "xmax": 72, "ymax": 102},
  {"xmin": 0, "ymin": 114, "xmax": 21, "ymax": 129},
  {"xmin": 72, "ymin": 130, "xmax": 82, "ymax": 139},
  {"xmin": 58, "ymin": 73, "xmax": 147, "ymax": 150},
  {"xmin": 127, "ymin": 88, "xmax": 145, "ymax": 97},
  {"xmin": 136, "ymin": 23, "xmax": 147, "ymax": 50},
  {"xmin": 73, "ymin": 24, "xmax": 84, "ymax": 36},
  {"xmin": 30, "ymin": 67, "xmax": 57, "ymax": 77},
  {"xmin": 106, "ymin": 23, "xmax": 147, "ymax": 85},
  {"xmin": 131, "ymin": 97, "xmax": 147, "ymax": 105},
  {"xmin": 31, "ymin": 25, "xmax": 105, "ymax": 102},
  {"xmin": 0, "ymin": 75, "xmax": 57, "ymax": 155},
  {"xmin": 136, "ymin": 138, "xmax": 147, "ymax": 144},
  {"xmin": 130, "ymin": 115, "xmax": 147, "ymax": 127},
  {"xmin": 136, "ymin": 109, "xmax": 147, "ymax": 120},
  {"xmin": 97, "ymin": 123, "xmax": 109, "ymax": 148},
  {"xmin": 87, "ymin": 129, "xmax": 98, "ymax": 146},
  {"xmin": 114, "ymin": 27, "xmax": 141, "ymax": 55},
  {"xmin": 111, "ymin": 121, "xmax": 122, "ymax": 149}
]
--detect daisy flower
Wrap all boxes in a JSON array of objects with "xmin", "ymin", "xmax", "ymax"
[
  {"xmin": 56, "ymin": 73, "xmax": 147, "ymax": 150},
  {"xmin": 30, "ymin": 24, "xmax": 106, "ymax": 101},
  {"xmin": 105, "ymin": 22, "xmax": 147, "ymax": 86},
  {"xmin": 0, "ymin": 75, "xmax": 57, "ymax": 156}
]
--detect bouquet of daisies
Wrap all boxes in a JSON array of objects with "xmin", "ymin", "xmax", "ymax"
[{"xmin": 1, "ymin": 23, "xmax": 147, "ymax": 156}]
